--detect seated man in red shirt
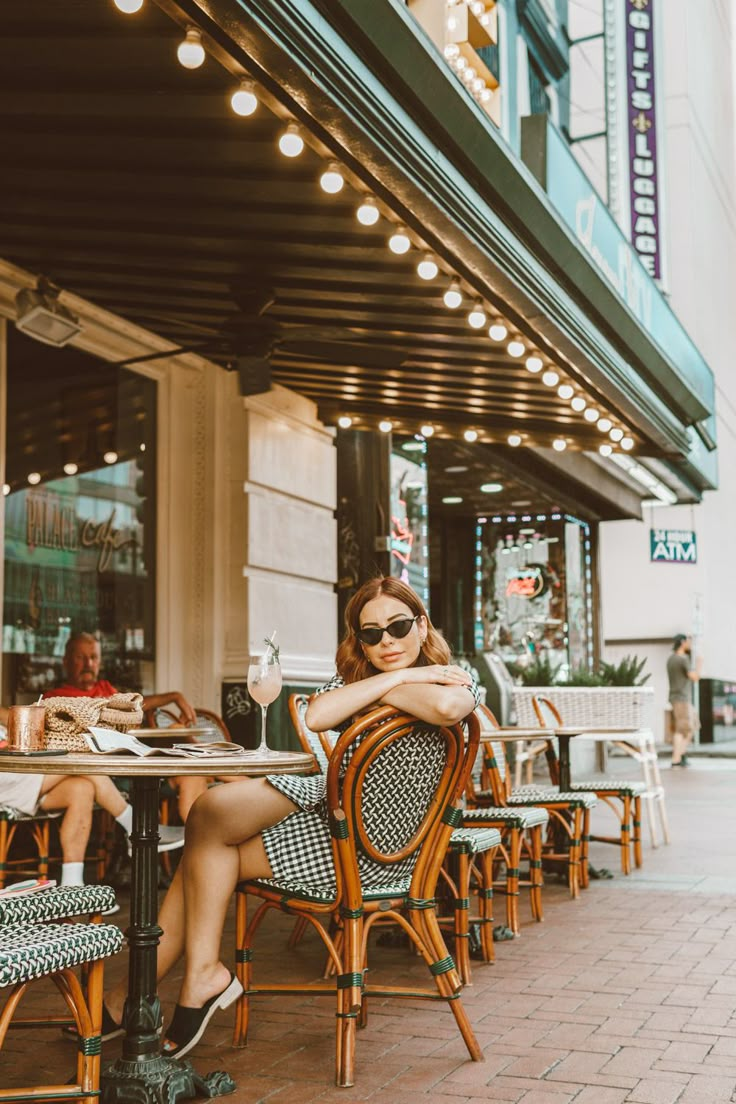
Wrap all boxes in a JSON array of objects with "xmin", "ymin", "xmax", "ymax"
[{"xmin": 44, "ymin": 632, "xmax": 208, "ymax": 821}]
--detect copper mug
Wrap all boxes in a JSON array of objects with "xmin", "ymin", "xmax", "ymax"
[{"xmin": 6, "ymin": 705, "xmax": 46, "ymax": 752}]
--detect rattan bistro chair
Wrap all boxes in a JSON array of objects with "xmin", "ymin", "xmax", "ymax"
[
  {"xmin": 533, "ymin": 696, "xmax": 647, "ymax": 875},
  {"xmin": 287, "ymin": 693, "xmax": 502, "ymax": 984},
  {"xmin": 0, "ymin": 884, "xmax": 123, "ymax": 1104},
  {"xmin": 234, "ymin": 705, "xmax": 483, "ymax": 1087},
  {"xmin": 475, "ymin": 705, "xmax": 598, "ymax": 898}
]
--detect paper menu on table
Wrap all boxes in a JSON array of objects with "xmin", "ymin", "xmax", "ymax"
[{"xmin": 86, "ymin": 727, "xmax": 246, "ymax": 757}]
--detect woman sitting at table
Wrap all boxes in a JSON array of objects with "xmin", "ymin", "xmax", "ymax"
[{"xmin": 102, "ymin": 576, "xmax": 479, "ymax": 1057}]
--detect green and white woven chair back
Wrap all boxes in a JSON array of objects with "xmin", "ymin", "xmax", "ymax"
[{"xmin": 356, "ymin": 727, "xmax": 447, "ymax": 862}]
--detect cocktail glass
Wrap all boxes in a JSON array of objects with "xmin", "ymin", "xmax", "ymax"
[{"xmin": 247, "ymin": 651, "xmax": 283, "ymax": 757}]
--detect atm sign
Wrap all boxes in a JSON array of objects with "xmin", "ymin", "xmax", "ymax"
[{"xmin": 650, "ymin": 529, "xmax": 697, "ymax": 564}]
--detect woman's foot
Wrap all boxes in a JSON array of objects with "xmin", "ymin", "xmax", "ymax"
[{"xmin": 162, "ymin": 973, "xmax": 243, "ymax": 1059}]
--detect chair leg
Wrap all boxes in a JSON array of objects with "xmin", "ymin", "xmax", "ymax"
[
  {"xmin": 335, "ymin": 914, "xmax": 362, "ymax": 1086},
  {"xmin": 620, "ymin": 795, "xmax": 632, "ymax": 875},
  {"xmin": 0, "ymin": 821, "xmax": 11, "ymax": 890},
  {"xmin": 477, "ymin": 851, "xmax": 496, "ymax": 963},
  {"xmin": 580, "ymin": 810, "xmax": 590, "ymax": 890},
  {"xmin": 453, "ymin": 851, "xmax": 471, "ymax": 986},
  {"xmin": 505, "ymin": 830, "xmax": 521, "ymax": 934},
  {"xmin": 632, "ymin": 796, "xmax": 643, "ymax": 868},
  {"xmin": 233, "ymin": 891, "xmax": 249, "ymax": 1047},
  {"xmin": 287, "ymin": 916, "xmax": 308, "ymax": 949},
  {"xmin": 529, "ymin": 827, "xmax": 544, "ymax": 922}
]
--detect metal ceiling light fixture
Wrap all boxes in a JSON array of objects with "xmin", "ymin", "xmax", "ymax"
[{"xmin": 15, "ymin": 277, "xmax": 82, "ymax": 347}]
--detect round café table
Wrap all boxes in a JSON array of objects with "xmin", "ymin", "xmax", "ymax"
[{"xmin": 0, "ymin": 746, "xmax": 314, "ymax": 1103}]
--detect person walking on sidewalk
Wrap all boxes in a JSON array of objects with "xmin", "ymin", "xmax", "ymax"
[{"xmin": 667, "ymin": 633, "xmax": 702, "ymax": 767}]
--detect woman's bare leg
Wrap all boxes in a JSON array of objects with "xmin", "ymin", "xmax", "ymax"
[{"xmin": 177, "ymin": 778, "xmax": 296, "ymax": 1008}]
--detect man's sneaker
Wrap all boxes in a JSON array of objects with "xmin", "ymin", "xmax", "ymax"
[{"xmin": 127, "ymin": 824, "xmax": 185, "ymax": 856}]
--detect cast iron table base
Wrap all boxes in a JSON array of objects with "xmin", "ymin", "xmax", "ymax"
[{"xmin": 101, "ymin": 776, "xmax": 236, "ymax": 1103}]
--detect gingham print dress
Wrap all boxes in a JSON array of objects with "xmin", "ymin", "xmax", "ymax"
[{"xmin": 262, "ymin": 673, "xmax": 480, "ymax": 890}]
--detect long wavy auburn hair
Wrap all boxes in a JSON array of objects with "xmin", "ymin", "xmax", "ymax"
[{"xmin": 335, "ymin": 576, "xmax": 451, "ymax": 684}]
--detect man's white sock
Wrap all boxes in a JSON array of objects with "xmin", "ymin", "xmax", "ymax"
[
  {"xmin": 61, "ymin": 862, "xmax": 85, "ymax": 886},
  {"xmin": 115, "ymin": 804, "xmax": 133, "ymax": 836}
]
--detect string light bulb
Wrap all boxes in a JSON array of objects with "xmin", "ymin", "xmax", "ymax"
[
  {"xmin": 103, "ymin": 451, "xmax": 118, "ymax": 465},
  {"xmin": 525, "ymin": 355, "xmax": 543, "ymax": 373},
  {"xmin": 388, "ymin": 227, "xmax": 411, "ymax": 254},
  {"xmin": 378, "ymin": 420, "xmax": 393, "ymax": 433},
  {"xmin": 417, "ymin": 254, "xmax": 439, "ymax": 280},
  {"xmin": 2, "ymin": 484, "xmax": 9, "ymax": 496},
  {"xmin": 114, "ymin": 0, "xmax": 144, "ymax": 11},
  {"xmin": 597, "ymin": 417, "xmax": 613, "ymax": 433},
  {"xmin": 467, "ymin": 300, "xmax": 487, "ymax": 329},
  {"xmin": 599, "ymin": 444, "xmax": 613, "ymax": 457},
  {"xmin": 420, "ymin": 424, "xmax": 435, "ymax": 437},
  {"xmin": 557, "ymin": 383, "xmax": 574, "ymax": 400},
  {"xmin": 621, "ymin": 436, "xmax": 634, "ymax": 450},
  {"xmin": 542, "ymin": 370, "xmax": 559, "ymax": 387},
  {"xmin": 552, "ymin": 438, "xmax": 567, "ymax": 452},
  {"xmin": 609, "ymin": 427, "xmax": 624, "ymax": 442},
  {"xmin": 27, "ymin": 472, "xmax": 41, "ymax": 485},
  {"xmin": 337, "ymin": 416, "xmax": 352, "ymax": 429},
  {"xmin": 320, "ymin": 162, "xmax": 344, "ymax": 194},
  {"xmin": 356, "ymin": 197, "xmax": 380, "ymax": 225},
  {"xmin": 230, "ymin": 80, "xmax": 257, "ymax": 116},
  {"xmin": 177, "ymin": 28, "xmax": 205, "ymax": 69},
  {"xmin": 443, "ymin": 279, "xmax": 462, "ymax": 309},
  {"xmin": 464, "ymin": 429, "xmax": 478, "ymax": 442},
  {"xmin": 570, "ymin": 396, "xmax": 587, "ymax": 412},
  {"xmin": 507, "ymin": 339, "xmax": 525, "ymax": 357},
  {"xmin": 63, "ymin": 462, "xmax": 78, "ymax": 475},
  {"xmin": 507, "ymin": 433, "xmax": 522, "ymax": 447},
  {"xmin": 489, "ymin": 322, "xmax": 508, "ymax": 342},
  {"xmin": 278, "ymin": 122, "xmax": 304, "ymax": 157},
  {"xmin": 583, "ymin": 407, "xmax": 600, "ymax": 423}
]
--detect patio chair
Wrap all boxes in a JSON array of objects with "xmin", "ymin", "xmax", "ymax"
[
  {"xmin": 287, "ymin": 692, "xmax": 502, "ymax": 983},
  {"xmin": 0, "ymin": 883, "xmax": 123, "ymax": 1103},
  {"xmin": 234, "ymin": 705, "xmax": 483, "ymax": 1086},
  {"xmin": 0, "ymin": 805, "xmax": 115, "ymax": 891},
  {"xmin": 532, "ymin": 696, "xmax": 647, "ymax": 875},
  {"xmin": 475, "ymin": 705, "xmax": 598, "ymax": 897}
]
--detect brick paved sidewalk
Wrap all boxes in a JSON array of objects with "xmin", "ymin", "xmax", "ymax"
[{"xmin": 2, "ymin": 760, "xmax": 735, "ymax": 1102}]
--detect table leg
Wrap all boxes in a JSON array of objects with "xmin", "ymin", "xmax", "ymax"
[{"xmin": 101, "ymin": 776, "xmax": 236, "ymax": 1103}]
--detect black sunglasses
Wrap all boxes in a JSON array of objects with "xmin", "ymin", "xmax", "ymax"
[{"xmin": 356, "ymin": 615, "xmax": 420, "ymax": 646}]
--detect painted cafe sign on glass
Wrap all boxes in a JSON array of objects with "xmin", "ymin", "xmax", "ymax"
[{"xmin": 3, "ymin": 473, "xmax": 151, "ymax": 657}]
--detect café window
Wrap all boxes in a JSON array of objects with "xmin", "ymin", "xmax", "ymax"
[
  {"xmin": 475, "ymin": 512, "xmax": 594, "ymax": 679},
  {"xmin": 2, "ymin": 329, "xmax": 157, "ymax": 704}
]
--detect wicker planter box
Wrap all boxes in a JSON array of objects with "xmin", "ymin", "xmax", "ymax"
[{"xmin": 512, "ymin": 686, "xmax": 655, "ymax": 731}]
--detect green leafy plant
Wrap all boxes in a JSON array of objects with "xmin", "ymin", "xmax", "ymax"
[
  {"xmin": 508, "ymin": 655, "xmax": 558, "ymax": 687},
  {"xmin": 558, "ymin": 665, "xmax": 607, "ymax": 687},
  {"xmin": 598, "ymin": 654, "xmax": 650, "ymax": 686}
]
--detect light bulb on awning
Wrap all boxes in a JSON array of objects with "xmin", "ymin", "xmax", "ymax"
[
  {"xmin": 27, "ymin": 472, "xmax": 41, "ymax": 485},
  {"xmin": 552, "ymin": 438, "xmax": 567, "ymax": 452},
  {"xmin": 597, "ymin": 418, "xmax": 613, "ymax": 433},
  {"xmin": 557, "ymin": 384, "xmax": 574, "ymax": 400},
  {"xmin": 570, "ymin": 396, "xmax": 587, "ymax": 412},
  {"xmin": 420, "ymin": 424, "xmax": 435, "ymax": 437},
  {"xmin": 584, "ymin": 408, "xmax": 600, "ymax": 423},
  {"xmin": 542, "ymin": 370, "xmax": 559, "ymax": 388},
  {"xmin": 443, "ymin": 280, "xmax": 462, "ymax": 309},
  {"xmin": 507, "ymin": 433, "xmax": 522, "ymax": 447},
  {"xmin": 63, "ymin": 462, "xmax": 78, "ymax": 475},
  {"xmin": 599, "ymin": 444, "xmax": 613, "ymax": 457},
  {"xmin": 609, "ymin": 427, "xmax": 624, "ymax": 442},
  {"xmin": 507, "ymin": 339, "xmax": 525, "ymax": 358},
  {"xmin": 320, "ymin": 163, "xmax": 344, "ymax": 194},
  {"xmin": 337, "ymin": 416, "xmax": 352, "ymax": 429},
  {"xmin": 230, "ymin": 81, "xmax": 258, "ymax": 116},
  {"xmin": 467, "ymin": 300, "xmax": 487, "ymax": 329},
  {"xmin": 464, "ymin": 429, "xmax": 478, "ymax": 442},
  {"xmin": 388, "ymin": 227, "xmax": 411, "ymax": 254},
  {"xmin": 417, "ymin": 254, "xmax": 439, "ymax": 280},
  {"xmin": 356, "ymin": 197, "xmax": 380, "ymax": 225},
  {"xmin": 278, "ymin": 123, "xmax": 304, "ymax": 158},
  {"xmin": 177, "ymin": 28, "xmax": 205, "ymax": 69},
  {"xmin": 525, "ymin": 355, "xmax": 543, "ymax": 373},
  {"xmin": 489, "ymin": 323, "xmax": 508, "ymax": 342},
  {"xmin": 621, "ymin": 436, "xmax": 634, "ymax": 450},
  {"xmin": 114, "ymin": 0, "xmax": 144, "ymax": 11},
  {"xmin": 378, "ymin": 420, "xmax": 393, "ymax": 433}
]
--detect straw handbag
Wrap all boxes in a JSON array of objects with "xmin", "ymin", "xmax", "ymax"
[{"xmin": 43, "ymin": 693, "xmax": 144, "ymax": 751}]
